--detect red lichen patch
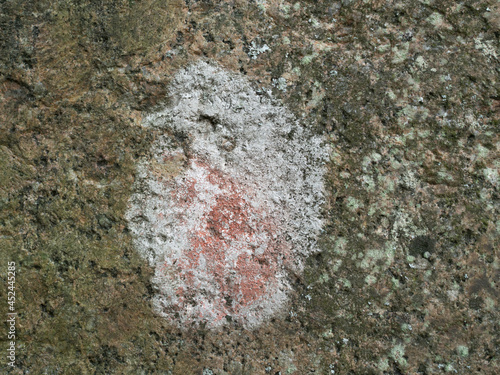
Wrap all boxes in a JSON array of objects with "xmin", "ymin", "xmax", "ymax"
[{"xmin": 157, "ymin": 158, "xmax": 291, "ymax": 326}]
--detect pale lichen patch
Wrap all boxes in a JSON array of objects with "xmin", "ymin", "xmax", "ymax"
[{"xmin": 127, "ymin": 61, "xmax": 329, "ymax": 329}]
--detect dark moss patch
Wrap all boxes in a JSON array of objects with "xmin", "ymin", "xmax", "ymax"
[{"xmin": 409, "ymin": 236, "xmax": 436, "ymax": 258}]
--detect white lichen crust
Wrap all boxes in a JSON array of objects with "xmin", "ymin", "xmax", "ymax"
[{"xmin": 126, "ymin": 61, "xmax": 329, "ymax": 329}]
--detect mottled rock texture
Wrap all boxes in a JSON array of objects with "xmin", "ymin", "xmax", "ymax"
[{"xmin": 0, "ymin": 0, "xmax": 498, "ymax": 374}]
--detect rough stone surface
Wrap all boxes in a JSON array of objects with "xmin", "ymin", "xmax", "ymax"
[{"xmin": 1, "ymin": 0, "xmax": 499, "ymax": 374}]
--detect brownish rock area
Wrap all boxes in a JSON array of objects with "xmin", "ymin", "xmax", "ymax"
[{"xmin": 0, "ymin": 0, "xmax": 498, "ymax": 374}]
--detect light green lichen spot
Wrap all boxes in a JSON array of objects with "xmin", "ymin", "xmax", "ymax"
[
  {"xmin": 365, "ymin": 275, "xmax": 377, "ymax": 285},
  {"xmin": 392, "ymin": 42, "xmax": 409, "ymax": 64},
  {"xmin": 427, "ymin": 12, "xmax": 444, "ymax": 27},
  {"xmin": 346, "ymin": 196, "xmax": 363, "ymax": 212},
  {"xmin": 301, "ymin": 52, "xmax": 318, "ymax": 65},
  {"xmin": 456, "ymin": 345, "xmax": 469, "ymax": 357},
  {"xmin": 378, "ymin": 44, "xmax": 391, "ymax": 53},
  {"xmin": 390, "ymin": 344, "xmax": 407, "ymax": 367},
  {"xmin": 483, "ymin": 167, "xmax": 499, "ymax": 186},
  {"xmin": 415, "ymin": 55, "xmax": 428, "ymax": 69}
]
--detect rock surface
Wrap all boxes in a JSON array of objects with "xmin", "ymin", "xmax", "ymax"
[{"xmin": 1, "ymin": 0, "xmax": 498, "ymax": 374}]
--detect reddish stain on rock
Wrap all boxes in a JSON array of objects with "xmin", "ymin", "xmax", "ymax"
[{"xmin": 157, "ymin": 159, "xmax": 291, "ymax": 326}]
